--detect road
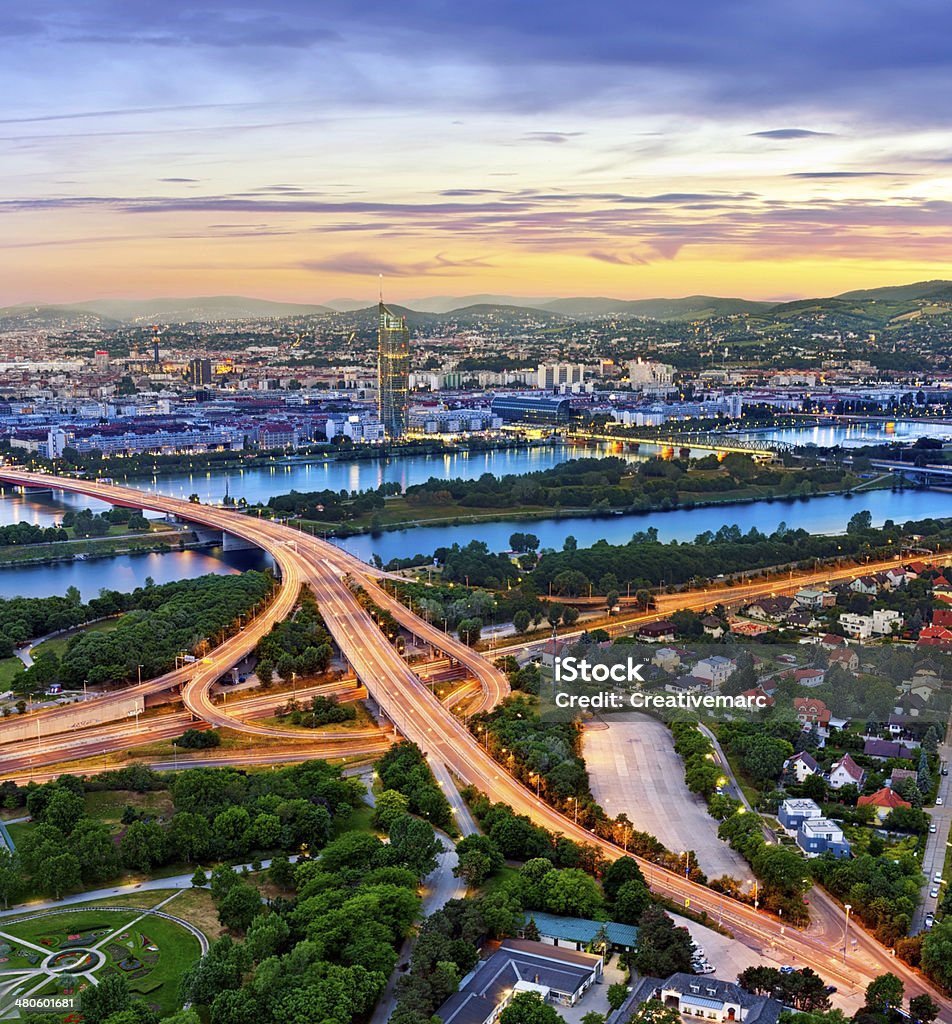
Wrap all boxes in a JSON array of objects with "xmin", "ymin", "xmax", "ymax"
[
  {"xmin": 583, "ymin": 717, "xmax": 749, "ymax": 881},
  {"xmin": 2, "ymin": 468, "xmax": 949, "ymax": 1019},
  {"xmin": 913, "ymin": 735, "xmax": 952, "ymax": 934}
]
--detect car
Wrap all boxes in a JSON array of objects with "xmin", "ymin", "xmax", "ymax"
[
  {"xmin": 934, "ymin": 872, "xmax": 943, "ymax": 883},
  {"xmin": 779, "ymin": 966, "xmax": 796, "ymax": 975},
  {"xmin": 938, "ymin": 797, "xmax": 944, "ymax": 806},
  {"xmin": 931, "ymin": 888, "xmax": 940, "ymax": 898},
  {"xmin": 943, "ymin": 766, "xmax": 949, "ymax": 777},
  {"xmin": 826, "ymin": 987, "xmax": 838, "ymax": 995},
  {"xmin": 930, "ymin": 824, "xmax": 938, "ymax": 833},
  {"xmin": 696, "ymin": 964, "xmax": 716, "ymax": 975},
  {"xmin": 925, "ymin": 914, "xmax": 935, "ymax": 928}
]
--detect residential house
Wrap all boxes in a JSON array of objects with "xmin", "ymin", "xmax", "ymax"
[
  {"xmin": 820, "ymin": 633, "xmax": 847, "ymax": 651},
  {"xmin": 784, "ymin": 752, "xmax": 821, "ymax": 784},
  {"xmin": 858, "ymin": 787, "xmax": 912, "ymax": 822},
  {"xmin": 796, "ymin": 587, "xmax": 834, "ymax": 609},
  {"xmin": 778, "ymin": 797, "xmax": 823, "ymax": 835},
  {"xmin": 702, "ymin": 615, "xmax": 725, "ymax": 638},
  {"xmin": 932, "ymin": 608, "xmax": 952, "ymax": 628},
  {"xmin": 625, "ymin": 973, "xmax": 783, "ymax": 1024},
  {"xmin": 639, "ymin": 621, "xmax": 677, "ymax": 643},
  {"xmin": 693, "ymin": 656, "xmax": 736, "ymax": 688},
  {"xmin": 889, "ymin": 768, "xmax": 917, "ymax": 789},
  {"xmin": 741, "ymin": 686, "xmax": 775, "ymax": 708},
  {"xmin": 746, "ymin": 596, "xmax": 794, "ymax": 620},
  {"xmin": 828, "ymin": 648, "xmax": 860, "ymax": 672},
  {"xmin": 829, "ymin": 753, "xmax": 866, "ymax": 790},
  {"xmin": 872, "ymin": 609, "xmax": 904, "ymax": 635},
  {"xmin": 651, "ymin": 647, "xmax": 681, "ymax": 673},
  {"xmin": 797, "ymin": 817, "xmax": 851, "ymax": 858},
  {"xmin": 437, "ymin": 939, "xmax": 603, "ymax": 1024},
  {"xmin": 665, "ymin": 675, "xmax": 713, "ymax": 695},
  {"xmin": 785, "ymin": 608, "xmax": 816, "ymax": 630},
  {"xmin": 849, "ymin": 576, "xmax": 880, "ymax": 596},
  {"xmin": 794, "ymin": 697, "xmax": 832, "ymax": 730},
  {"xmin": 864, "ymin": 738, "xmax": 918, "ymax": 761},
  {"xmin": 917, "ymin": 625, "xmax": 952, "ymax": 649},
  {"xmin": 789, "ymin": 667, "xmax": 825, "ymax": 688},
  {"xmin": 839, "ymin": 613, "xmax": 873, "ymax": 641}
]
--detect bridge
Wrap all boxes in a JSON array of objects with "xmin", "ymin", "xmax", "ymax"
[
  {"xmin": 568, "ymin": 429, "xmax": 793, "ymax": 458},
  {"xmin": 871, "ymin": 459, "xmax": 952, "ymax": 486},
  {"xmin": 0, "ymin": 467, "xmax": 948, "ymax": 1015}
]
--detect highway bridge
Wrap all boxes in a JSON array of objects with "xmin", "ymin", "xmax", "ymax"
[
  {"xmin": 871, "ymin": 459, "xmax": 952, "ymax": 485},
  {"xmin": 568, "ymin": 429, "xmax": 793, "ymax": 458},
  {"xmin": 0, "ymin": 467, "xmax": 948, "ymax": 1017}
]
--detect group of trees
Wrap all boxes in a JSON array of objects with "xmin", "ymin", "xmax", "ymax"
[
  {"xmin": 254, "ymin": 586, "xmax": 334, "ymax": 686},
  {"xmin": 266, "ymin": 481, "xmax": 401, "ymax": 523},
  {"xmin": 278, "ymin": 694, "xmax": 357, "ymax": 727},
  {"xmin": 6, "ymin": 760, "xmax": 364, "ymax": 903},
  {"xmin": 532, "ymin": 516, "xmax": 952, "ymax": 593},
  {"xmin": 375, "ymin": 742, "xmax": 455, "ymax": 832},
  {"xmin": 0, "ymin": 522, "xmax": 69, "ymax": 546},
  {"xmin": 1, "ymin": 572, "xmax": 274, "ymax": 692},
  {"xmin": 471, "ymin": 696, "xmax": 591, "ymax": 809}
]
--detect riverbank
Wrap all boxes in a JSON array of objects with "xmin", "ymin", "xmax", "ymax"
[
  {"xmin": 298, "ymin": 472, "xmax": 899, "ymax": 540},
  {"xmin": 0, "ymin": 525, "xmax": 195, "ymax": 569}
]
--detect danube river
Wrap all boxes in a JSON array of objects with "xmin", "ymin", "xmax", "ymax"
[{"xmin": 0, "ymin": 421, "xmax": 949, "ymax": 598}]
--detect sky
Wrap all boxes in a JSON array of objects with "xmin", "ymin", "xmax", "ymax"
[{"xmin": 4, "ymin": 0, "xmax": 952, "ymax": 305}]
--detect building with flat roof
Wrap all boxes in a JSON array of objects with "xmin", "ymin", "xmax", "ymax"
[
  {"xmin": 490, "ymin": 394, "xmax": 572, "ymax": 425},
  {"xmin": 520, "ymin": 912, "xmax": 638, "ymax": 952},
  {"xmin": 625, "ymin": 973, "xmax": 782, "ymax": 1024},
  {"xmin": 437, "ymin": 939, "xmax": 603, "ymax": 1024}
]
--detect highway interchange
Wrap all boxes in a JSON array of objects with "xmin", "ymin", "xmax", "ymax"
[{"xmin": 0, "ymin": 467, "xmax": 950, "ymax": 1018}]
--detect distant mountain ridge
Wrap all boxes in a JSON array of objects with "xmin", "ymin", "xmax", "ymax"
[{"xmin": 3, "ymin": 280, "xmax": 952, "ymax": 326}]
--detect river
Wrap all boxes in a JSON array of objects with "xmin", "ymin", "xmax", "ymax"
[{"xmin": 0, "ymin": 423, "xmax": 949, "ymax": 598}]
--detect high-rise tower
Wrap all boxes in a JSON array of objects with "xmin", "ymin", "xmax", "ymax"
[{"xmin": 377, "ymin": 300, "xmax": 410, "ymax": 438}]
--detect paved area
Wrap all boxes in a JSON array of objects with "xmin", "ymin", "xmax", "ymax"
[
  {"xmin": 673, "ymin": 914, "xmax": 865, "ymax": 1018},
  {"xmin": 583, "ymin": 716, "xmax": 748, "ymax": 881},
  {"xmin": 913, "ymin": 733, "xmax": 952, "ymax": 933}
]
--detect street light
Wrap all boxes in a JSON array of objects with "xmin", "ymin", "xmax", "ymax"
[{"xmin": 843, "ymin": 903, "xmax": 852, "ymax": 961}]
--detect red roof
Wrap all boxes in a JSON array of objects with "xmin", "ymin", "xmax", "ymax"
[
  {"xmin": 933, "ymin": 608, "xmax": 952, "ymax": 628},
  {"xmin": 857, "ymin": 787, "xmax": 912, "ymax": 810},
  {"xmin": 741, "ymin": 686, "xmax": 775, "ymax": 707}
]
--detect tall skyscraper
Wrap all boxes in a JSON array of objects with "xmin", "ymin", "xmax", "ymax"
[
  {"xmin": 188, "ymin": 358, "xmax": 212, "ymax": 386},
  {"xmin": 377, "ymin": 301, "xmax": 410, "ymax": 438}
]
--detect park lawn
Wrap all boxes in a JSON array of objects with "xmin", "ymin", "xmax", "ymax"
[
  {"xmin": 5, "ymin": 909, "xmax": 139, "ymax": 948},
  {"xmin": 121, "ymin": 909, "xmax": 203, "ymax": 1014},
  {"xmin": 32, "ymin": 619, "xmax": 122, "ymax": 662},
  {"xmin": 165, "ymin": 887, "xmax": 226, "ymax": 941},
  {"xmin": 84, "ymin": 789, "xmax": 176, "ymax": 825},
  {"xmin": 0, "ymin": 657, "xmax": 23, "ymax": 690},
  {"xmin": 5, "ymin": 821, "xmax": 35, "ymax": 847}
]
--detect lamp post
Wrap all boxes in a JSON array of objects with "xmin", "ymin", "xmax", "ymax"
[{"xmin": 843, "ymin": 904, "xmax": 852, "ymax": 961}]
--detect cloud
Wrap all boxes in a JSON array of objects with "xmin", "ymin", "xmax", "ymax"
[
  {"xmin": 588, "ymin": 250, "xmax": 650, "ymax": 265},
  {"xmin": 523, "ymin": 131, "xmax": 585, "ymax": 144},
  {"xmin": 750, "ymin": 129, "xmax": 834, "ymax": 140},
  {"xmin": 788, "ymin": 171, "xmax": 912, "ymax": 178},
  {"xmin": 300, "ymin": 252, "xmax": 497, "ymax": 277},
  {"xmin": 160, "ymin": 177, "xmax": 199, "ymax": 183}
]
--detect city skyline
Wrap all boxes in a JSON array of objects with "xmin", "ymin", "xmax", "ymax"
[{"xmin": 4, "ymin": 1, "xmax": 952, "ymax": 305}]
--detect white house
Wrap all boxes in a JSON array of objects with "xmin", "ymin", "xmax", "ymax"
[
  {"xmin": 693, "ymin": 656, "xmax": 736, "ymax": 688},
  {"xmin": 872, "ymin": 609, "xmax": 903, "ymax": 635},
  {"xmin": 839, "ymin": 613, "xmax": 873, "ymax": 640},
  {"xmin": 829, "ymin": 753, "xmax": 866, "ymax": 790}
]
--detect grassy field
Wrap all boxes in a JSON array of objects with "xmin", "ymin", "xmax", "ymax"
[
  {"xmin": 32, "ymin": 618, "xmax": 122, "ymax": 661},
  {"xmin": 0, "ymin": 904, "xmax": 202, "ymax": 1016},
  {"xmin": 85, "ymin": 789, "xmax": 176, "ymax": 824},
  {"xmin": 0, "ymin": 657, "xmax": 23, "ymax": 690}
]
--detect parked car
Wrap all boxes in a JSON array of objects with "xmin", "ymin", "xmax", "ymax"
[
  {"xmin": 930, "ymin": 824, "xmax": 937, "ymax": 833},
  {"xmin": 925, "ymin": 913, "xmax": 935, "ymax": 928},
  {"xmin": 779, "ymin": 966, "xmax": 795, "ymax": 975},
  {"xmin": 934, "ymin": 872, "xmax": 943, "ymax": 883},
  {"xmin": 930, "ymin": 888, "xmax": 939, "ymax": 898}
]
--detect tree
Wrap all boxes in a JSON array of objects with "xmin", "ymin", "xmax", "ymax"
[
  {"xmin": 498, "ymin": 991, "xmax": 564, "ymax": 1024},
  {"xmin": 458, "ymin": 617, "xmax": 482, "ymax": 646},
  {"xmin": 513, "ymin": 610, "xmax": 531, "ymax": 634},
  {"xmin": 192, "ymin": 868, "xmax": 209, "ymax": 887},
  {"xmin": 386, "ymin": 814, "xmax": 443, "ymax": 878},
  {"xmin": 43, "ymin": 787, "xmax": 86, "ymax": 835},
  {"xmin": 607, "ymin": 983, "xmax": 629, "ymax": 1011},
  {"xmin": 81, "ymin": 974, "xmax": 130, "ymax": 1024},
  {"xmin": 255, "ymin": 659, "xmax": 273, "ymax": 686},
  {"xmin": 72, "ymin": 819, "xmax": 119, "ymax": 883},
  {"xmin": 34, "ymin": 852, "xmax": 81, "ymax": 899},
  {"xmin": 0, "ymin": 848, "xmax": 22, "ymax": 909},
  {"xmin": 631, "ymin": 907, "xmax": 693, "ymax": 977},
  {"xmin": 454, "ymin": 834, "xmax": 503, "ymax": 887},
  {"xmin": 603, "ymin": 857, "xmax": 647, "ymax": 902},
  {"xmin": 217, "ymin": 884, "xmax": 262, "ymax": 934},
  {"xmin": 539, "ymin": 868, "xmax": 602, "ymax": 918},
  {"xmin": 628, "ymin": 1000, "xmax": 682, "ymax": 1024},
  {"xmin": 372, "ymin": 789, "xmax": 410, "ymax": 832},
  {"xmin": 613, "ymin": 879, "xmax": 651, "ymax": 925},
  {"xmin": 119, "ymin": 820, "xmax": 166, "ymax": 872},
  {"xmin": 847, "ymin": 511, "xmax": 872, "ymax": 534},
  {"xmin": 862, "ymin": 974, "xmax": 903, "ymax": 1016},
  {"xmin": 921, "ymin": 919, "xmax": 952, "ymax": 991},
  {"xmin": 909, "ymin": 994, "xmax": 940, "ymax": 1024},
  {"xmin": 169, "ymin": 811, "xmax": 213, "ymax": 863}
]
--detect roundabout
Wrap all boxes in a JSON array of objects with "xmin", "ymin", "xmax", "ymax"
[{"xmin": 43, "ymin": 948, "xmax": 105, "ymax": 974}]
